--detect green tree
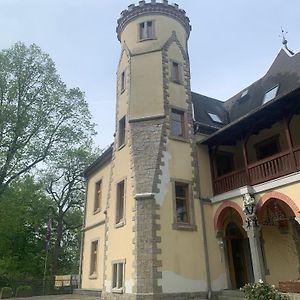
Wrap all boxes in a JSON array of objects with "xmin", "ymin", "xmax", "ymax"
[
  {"xmin": 42, "ymin": 146, "xmax": 98, "ymax": 275},
  {"xmin": 0, "ymin": 176, "xmax": 53, "ymax": 281},
  {"xmin": 0, "ymin": 42, "xmax": 95, "ymax": 196}
]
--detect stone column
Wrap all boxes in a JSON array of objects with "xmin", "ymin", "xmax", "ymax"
[{"xmin": 243, "ymin": 193, "xmax": 265, "ymax": 282}]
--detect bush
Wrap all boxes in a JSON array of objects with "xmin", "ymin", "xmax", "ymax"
[
  {"xmin": 241, "ymin": 280, "xmax": 290, "ymax": 300},
  {"xmin": 0, "ymin": 287, "xmax": 13, "ymax": 299},
  {"xmin": 15, "ymin": 285, "xmax": 32, "ymax": 298}
]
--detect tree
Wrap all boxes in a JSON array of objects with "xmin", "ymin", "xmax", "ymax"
[
  {"xmin": 42, "ymin": 146, "xmax": 98, "ymax": 275},
  {"xmin": 0, "ymin": 176, "xmax": 53, "ymax": 281},
  {"xmin": 0, "ymin": 42, "xmax": 95, "ymax": 196}
]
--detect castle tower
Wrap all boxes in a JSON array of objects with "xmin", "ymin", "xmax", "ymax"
[{"xmin": 81, "ymin": 2, "xmax": 209, "ymax": 299}]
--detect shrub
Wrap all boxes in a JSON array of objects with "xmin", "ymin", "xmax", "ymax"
[
  {"xmin": 241, "ymin": 280, "xmax": 290, "ymax": 300},
  {"xmin": 0, "ymin": 287, "xmax": 13, "ymax": 299},
  {"xmin": 15, "ymin": 285, "xmax": 32, "ymax": 298}
]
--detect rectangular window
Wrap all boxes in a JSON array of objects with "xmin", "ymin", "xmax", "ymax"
[
  {"xmin": 120, "ymin": 71, "xmax": 125, "ymax": 93},
  {"xmin": 172, "ymin": 180, "xmax": 196, "ymax": 231},
  {"xmin": 90, "ymin": 240, "xmax": 98, "ymax": 277},
  {"xmin": 175, "ymin": 182, "xmax": 189, "ymax": 224},
  {"xmin": 170, "ymin": 108, "xmax": 185, "ymax": 138},
  {"xmin": 255, "ymin": 135, "xmax": 281, "ymax": 161},
  {"xmin": 171, "ymin": 61, "xmax": 182, "ymax": 83},
  {"xmin": 116, "ymin": 180, "xmax": 125, "ymax": 225},
  {"xmin": 139, "ymin": 20, "xmax": 154, "ymax": 40},
  {"xmin": 118, "ymin": 116, "xmax": 126, "ymax": 148},
  {"xmin": 112, "ymin": 261, "xmax": 125, "ymax": 292},
  {"xmin": 94, "ymin": 180, "xmax": 102, "ymax": 213},
  {"xmin": 263, "ymin": 85, "xmax": 279, "ymax": 104}
]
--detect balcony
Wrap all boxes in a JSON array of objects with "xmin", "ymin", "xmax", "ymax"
[{"xmin": 213, "ymin": 146, "xmax": 300, "ymax": 195}]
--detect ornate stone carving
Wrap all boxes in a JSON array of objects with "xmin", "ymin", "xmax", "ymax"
[{"xmin": 243, "ymin": 192, "xmax": 258, "ymax": 228}]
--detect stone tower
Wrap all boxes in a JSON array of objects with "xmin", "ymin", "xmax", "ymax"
[{"xmin": 101, "ymin": 1, "xmax": 205, "ymax": 299}]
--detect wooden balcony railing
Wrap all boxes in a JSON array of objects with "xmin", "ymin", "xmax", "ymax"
[{"xmin": 213, "ymin": 147, "xmax": 300, "ymax": 195}]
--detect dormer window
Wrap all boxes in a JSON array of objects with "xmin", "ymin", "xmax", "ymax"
[
  {"xmin": 263, "ymin": 85, "xmax": 279, "ymax": 104},
  {"xmin": 139, "ymin": 21, "xmax": 154, "ymax": 41},
  {"xmin": 207, "ymin": 112, "xmax": 223, "ymax": 124}
]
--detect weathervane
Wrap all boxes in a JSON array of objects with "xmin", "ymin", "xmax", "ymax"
[{"xmin": 280, "ymin": 27, "xmax": 294, "ymax": 55}]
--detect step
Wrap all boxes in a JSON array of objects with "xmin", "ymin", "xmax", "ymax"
[
  {"xmin": 73, "ymin": 288, "xmax": 102, "ymax": 297},
  {"xmin": 221, "ymin": 289, "xmax": 244, "ymax": 297},
  {"xmin": 218, "ymin": 296, "xmax": 244, "ymax": 300}
]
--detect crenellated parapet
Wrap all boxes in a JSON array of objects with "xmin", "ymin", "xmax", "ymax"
[{"xmin": 116, "ymin": 0, "xmax": 191, "ymax": 41}]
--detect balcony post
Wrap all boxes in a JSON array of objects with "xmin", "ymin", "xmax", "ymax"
[
  {"xmin": 282, "ymin": 116, "xmax": 297, "ymax": 171},
  {"xmin": 243, "ymin": 193, "xmax": 265, "ymax": 283},
  {"xmin": 242, "ymin": 139, "xmax": 250, "ymax": 185}
]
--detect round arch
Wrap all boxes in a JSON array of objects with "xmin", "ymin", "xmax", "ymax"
[
  {"xmin": 214, "ymin": 201, "xmax": 246, "ymax": 230},
  {"xmin": 257, "ymin": 191, "xmax": 300, "ymax": 222}
]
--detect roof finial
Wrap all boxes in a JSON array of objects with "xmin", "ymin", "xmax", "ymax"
[{"xmin": 280, "ymin": 27, "xmax": 294, "ymax": 55}]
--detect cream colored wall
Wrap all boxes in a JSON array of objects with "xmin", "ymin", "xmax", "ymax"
[
  {"xmin": 85, "ymin": 161, "xmax": 111, "ymax": 228},
  {"xmin": 121, "ymin": 15, "xmax": 187, "ymax": 55},
  {"xmin": 81, "ymin": 226, "xmax": 105, "ymax": 289},
  {"xmin": 247, "ymin": 122, "xmax": 287, "ymax": 163},
  {"xmin": 290, "ymin": 114, "xmax": 300, "ymax": 147},
  {"xmin": 129, "ymin": 51, "xmax": 164, "ymax": 120},
  {"xmin": 104, "ymin": 145, "xmax": 135, "ymax": 293},
  {"xmin": 197, "ymin": 145, "xmax": 213, "ymax": 198}
]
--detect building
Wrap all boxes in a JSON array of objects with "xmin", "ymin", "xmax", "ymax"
[{"xmin": 79, "ymin": 1, "xmax": 300, "ymax": 299}]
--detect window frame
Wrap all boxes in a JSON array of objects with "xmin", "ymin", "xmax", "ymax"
[
  {"xmin": 115, "ymin": 178, "xmax": 126, "ymax": 227},
  {"xmin": 89, "ymin": 239, "xmax": 99, "ymax": 279},
  {"xmin": 118, "ymin": 115, "xmax": 126, "ymax": 149},
  {"xmin": 93, "ymin": 179, "xmax": 102, "ymax": 214},
  {"xmin": 120, "ymin": 70, "xmax": 126, "ymax": 94},
  {"xmin": 170, "ymin": 106, "xmax": 187, "ymax": 141},
  {"xmin": 171, "ymin": 179, "xmax": 196, "ymax": 231},
  {"xmin": 138, "ymin": 20, "xmax": 155, "ymax": 41},
  {"xmin": 255, "ymin": 134, "xmax": 281, "ymax": 161},
  {"xmin": 111, "ymin": 259, "xmax": 126, "ymax": 293},
  {"xmin": 170, "ymin": 59, "xmax": 183, "ymax": 84}
]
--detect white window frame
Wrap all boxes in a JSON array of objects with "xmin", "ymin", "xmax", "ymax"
[{"xmin": 112, "ymin": 259, "xmax": 126, "ymax": 293}]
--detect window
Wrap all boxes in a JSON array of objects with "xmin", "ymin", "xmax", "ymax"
[
  {"xmin": 112, "ymin": 260, "xmax": 125, "ymax": 292},
  {"xmin": 118, "ymin": 116, "xmax": 126, "ymax": 148},
  {"xmin": 94, "ymin": 180, "xmax": 102, "ymax": 213},
  {"xmin": 172, "ymin": 180, "xmax": 196, "ymax": 230},
  {"xmin": 171, "ymin": 61, "xmax": 182, "ymax": 83},
  {"xmin": 139, "ymin": 20, "xmax": 154, "ymax": 40},
  {"xmin": 170, "ymin": 108, "xmax": 185, "ymax": 138},
  {"xmin": 116, "ymin": 180, "xmax": 125, "ymax": 225},
  {"xmin": 215, "ymin": 152, "xmax": 235, "ymax": 176},
  {"xmin": 120, "ymin": 71, "xmax": 126, "ymax": 93},
  {"xmin": 263, "ymin": 85, "xmax": 279, "ymax": 104},
  {"xmin": 241, "ymin": 89, "xmax": 248, "ymax": 97},
  {"xmin": 89, "ymin": 240, "xmax": 98, "ymax": 277},
  {"xmin": 207, "ymin": 112, "xmax": 223, "ymax": 124},
  {"xmin": 255, "ymin": 135, "xmax": 280, "ymax": 160}
]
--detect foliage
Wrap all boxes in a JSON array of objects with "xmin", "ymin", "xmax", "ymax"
[
  {"xmin": 0, "ymin": 176, "xmax": 52, "ymax": 281},
  {"xmin": 241, "ymin": 281, "xmax": 290, "ymax": 300},
  {"xmin": 0, "ymin": 42, "xmax": 95, "ymax": 196},
  {"xmin": 15, "ymin": 285, "xmax": 32, "ymax": 298},
  {"xmin": 0, "ymin": 287, "xmax": 13, "ymax": 299}
]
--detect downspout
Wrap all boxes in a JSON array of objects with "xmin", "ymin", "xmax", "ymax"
[
  {"xmin": 199, "ymin": 197, "xmax": 212, "ymax": 300},
  {"xmin": 79, "ymin": 180, "xmax": 89, "ymax": 289}
]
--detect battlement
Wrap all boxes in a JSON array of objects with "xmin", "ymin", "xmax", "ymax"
[{"xmin": 116, "ymin": 0, "xmax": 191, "ymax": 41}]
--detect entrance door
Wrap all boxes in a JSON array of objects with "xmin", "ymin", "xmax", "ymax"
[{"xmin": 225, "ymin": 222, "xmax": 249, "ymax": 289}]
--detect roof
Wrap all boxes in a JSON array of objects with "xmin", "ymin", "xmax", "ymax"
[
  {"xmin": 83, "ymin": 144, "xmax": 113, "ymax": 178},
  {"xmin": 192, "ymin": 48, "xmax": 300, "ymax": 140}
]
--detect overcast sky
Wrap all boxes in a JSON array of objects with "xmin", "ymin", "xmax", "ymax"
[{"xmin": 1, "ymin": 0, "xmax": 299, "ymax": 149}]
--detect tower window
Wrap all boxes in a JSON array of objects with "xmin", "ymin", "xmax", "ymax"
[
  {"xmin": 170, "ymin": 108, "xmax": 185, "ymax": 138},
  {"xmin": 139, "ymin": 20, "xmax": 154, "ymax": 40},
  {"xmin": 171, "ymin": 61, "xmax": 182, "ymax": 83},
  {"xmin": 112, "ymin": 260, "xmax": 125, "ymax": 293},
  {"xmin": 120, "ymin": 71, "xmax": 126, "ymax": 93},
  {"xmin": 118, "ymin": 116, "xmax": 126, "ymax": 148},
  {"xmin": 116, "ymin": 180, "xmax": 125, "ymax": 225}
]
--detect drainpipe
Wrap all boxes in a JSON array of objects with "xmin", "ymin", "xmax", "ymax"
[{"xmin": 199, "ymin": 197, "xmax": 212, "ymax": 300}]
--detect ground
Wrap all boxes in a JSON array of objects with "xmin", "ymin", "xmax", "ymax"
[{"xmin": 14, "ymin": 295, "xmax": 99, "ymax": 300}]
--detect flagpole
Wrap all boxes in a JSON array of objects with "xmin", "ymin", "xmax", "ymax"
[
  {"xmin": 43, "ymin": 215, "xmax": 52, "ymax": 295},
  {"xmin": 43, "ymin": 248, "xmax": 49, "ymax": 295}
]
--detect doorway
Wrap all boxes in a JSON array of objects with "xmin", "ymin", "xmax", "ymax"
[{"xmin": 225, "ymin": 222, "xmax": 252, "ymax": 289}]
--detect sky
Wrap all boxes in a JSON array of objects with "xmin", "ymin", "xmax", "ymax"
[{"xmin": 0, "ymin": 0, "xmax": 299, "ymax": 149}]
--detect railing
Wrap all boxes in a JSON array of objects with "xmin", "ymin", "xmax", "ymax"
[
  {"xmin": 213, "ymin": 169, "xmax": 248, "ymax": 195},
  {"xmin": 212, "ymin": 147, "xmax": 300, "ymax": 195}
]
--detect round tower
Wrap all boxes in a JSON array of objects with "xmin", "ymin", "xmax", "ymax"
[{"xmin": 107, "ymin": 2, "xmax": 204, "ymax": 299}]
